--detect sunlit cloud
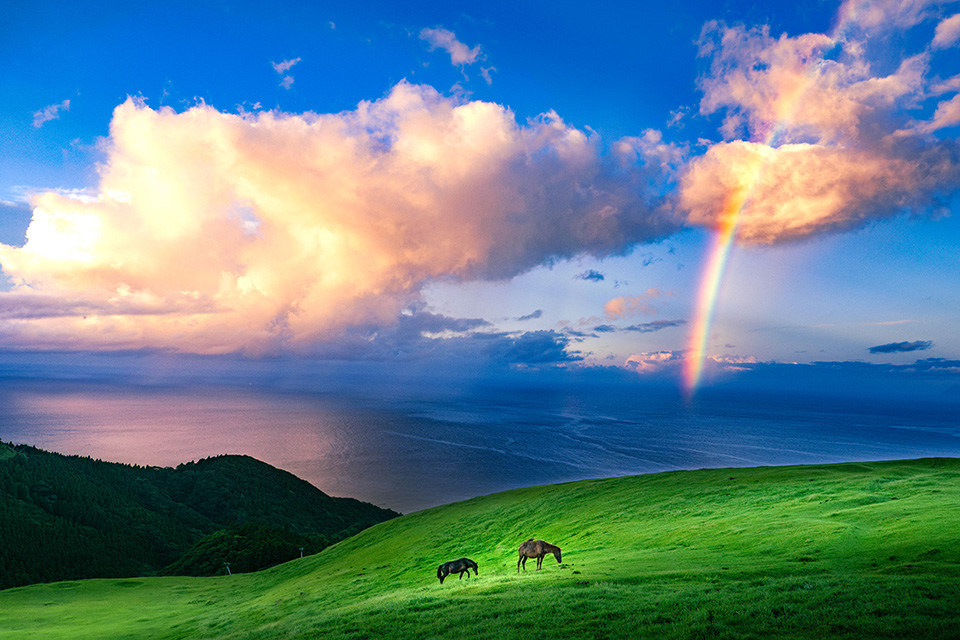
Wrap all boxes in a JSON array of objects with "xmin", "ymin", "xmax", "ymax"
[
  {"xmin": 0, "ymin": 83, "xmax": 675, "ymax": 354},
  {"xmin": 604, "ymin": 289, "xmax": 670, "ymax": 320},
  {"xmin": 419, "ymin": 27, "xmax": 483, "ymax": 66},
  {"xmin": 680, "ymin": 2, "xmax": 960, "ymax": 245},
  {"xmin": 32, "ymin": 100, "xmax": 70, "ymax": 128}
]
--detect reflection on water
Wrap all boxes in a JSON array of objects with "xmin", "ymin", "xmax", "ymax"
[{"xmin": 1, "ymin": 380, "xmax": 958, "ymax": 513}]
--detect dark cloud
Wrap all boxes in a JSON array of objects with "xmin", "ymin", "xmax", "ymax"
[
  {"xmin": 592, "ymin": 320, "xmax": 685, "ymax": 334},
  {"xmin": 518, "ymin": 309, "xmax": 543, "ymax": 321},
  {"xmin": 395, "ymin": 311, "xmax": 489, "ymax": 338},
  {"xmin": 485, "ymin": 330, "xmax": 582, "ymax": 364},
  {"xmin": 701, "ymin": 357, "xmax": 960, "ymax": 402},
  {"xmin": 906, "ymin": 357, "xmax": 960, "ymax": 371},
  {"xmin": 624, "ymin": 319, "xmax": 686, "ymax": 333},
  {"xmin": 868, "ymin": 340, "xmax": 933, "ymax": 354},
  {"xmin": 575, "ymin": 270, "xmax": 605, "ymax": 282}
]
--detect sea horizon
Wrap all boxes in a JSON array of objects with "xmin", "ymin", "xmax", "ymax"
[{"xmin": 3, "ymin": 377, "xmax": 958, "ymax": 514}]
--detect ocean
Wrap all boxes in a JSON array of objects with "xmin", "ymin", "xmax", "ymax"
[{"xmin": 1, "ymin": 379, "xmax": 957, "ymax": 513}]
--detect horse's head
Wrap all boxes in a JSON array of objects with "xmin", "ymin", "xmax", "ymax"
[{"xmin": 555, "ymin": 548, "xmax": 562, "ymax": 563}]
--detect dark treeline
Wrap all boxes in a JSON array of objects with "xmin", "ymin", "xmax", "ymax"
[{"xmin": 0, "ymin": 442, "xmax": 398, "ymax": 589}]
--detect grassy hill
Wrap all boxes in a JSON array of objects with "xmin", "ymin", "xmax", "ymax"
[
  {"xmin": 2, "ymin": 458, "xmax": 959, "ymax": 639},
  {"xmin": 0, "ymin": 442, "xmax": 398, "ymax": 587}
]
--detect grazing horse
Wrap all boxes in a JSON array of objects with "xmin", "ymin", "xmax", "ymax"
[
  {"xmin": 437, "ymin": 558, "xmax": 478, "ymax": 584},
  {"xmin": 517, "ymin": 539, "xmax": 562, "ymax": 573}
]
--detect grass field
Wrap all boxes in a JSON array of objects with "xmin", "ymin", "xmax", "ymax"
[{"xmin": 2, "ymin": 458, "xmax": 959, "ymax": 639}]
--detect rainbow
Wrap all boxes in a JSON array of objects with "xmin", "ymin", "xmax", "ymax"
[
  {"xmin": 681, "ymin": 129, "xmax": 781, "ymax": 397},
  {"xmin": 681, "ymin": 191, "xmax": 744, "ymax": 394},
  {"xmin": 679, "ymin": 1, "xmax": 854, "ymax": 398}
]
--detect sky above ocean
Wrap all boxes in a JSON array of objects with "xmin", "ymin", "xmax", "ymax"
[{"xmin": 1, "ymin": 0, "xmax": 959, "ymax": 400}]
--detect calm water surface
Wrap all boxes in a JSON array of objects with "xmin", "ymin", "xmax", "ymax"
[{"xmin": 1, "ymin": 380, "xmax": 957, "ymax": 513}]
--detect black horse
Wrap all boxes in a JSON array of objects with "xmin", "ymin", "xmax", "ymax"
[
  {"xmin": 437, "ymin": 558, "xmax": 478, "ymax": 584},
  {"xmin": 517, "ymin": 539, "xmax": 562, "ymax": 573}
]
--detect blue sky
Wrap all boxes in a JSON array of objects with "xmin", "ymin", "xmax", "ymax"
[{"xmin": 1, "ymin": 0, "xmax": 959, "ymax": 398}]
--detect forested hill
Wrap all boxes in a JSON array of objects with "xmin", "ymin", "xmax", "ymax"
[{"xmin": 0, "ymin": 441, "xmax": 399, "ymax": 589}]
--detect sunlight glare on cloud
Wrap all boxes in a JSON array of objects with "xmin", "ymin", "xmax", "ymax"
[{"xmin": 0, "ymin": 84, "xmax": 674, "ymax": 354}]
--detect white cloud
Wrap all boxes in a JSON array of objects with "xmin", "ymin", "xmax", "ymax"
[
  {"xmin": 271, "ymin": 57, "xmax": 300, "ymax": 74},
  {"xmin": 480, "ymin": 66, "xmax": 496, "ymax": 85},
  {"xmin": 933, "ymin": 13, "xmax": 960, "ymax": 48},
  {"xmin": 916, "ymin": 93, "xmax": 960, "ymax": 133},
  {"xmin": 419, "ymin": 27, "xmax": 483, "ymax": 66},
  {"xmin": 272, "ymin": 57, "xmax": 301, "ymax": 89},
  {"xmin": 32, "ymin": 100, "xmax": 70, "ymax": 128}
]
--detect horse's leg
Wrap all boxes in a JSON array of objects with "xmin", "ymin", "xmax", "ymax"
[{"xmin": 536, "ymin": 555, "xmax": 543, "ymax": 571}]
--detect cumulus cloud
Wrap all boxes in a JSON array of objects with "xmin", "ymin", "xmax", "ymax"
[
  {"xmin": 624, "ymin": 350, "xmax": 684, "ymax": 375},
  {"xmin": 32, "ymin": 100, "xmax": 70, "ymax": 128},
  {"xmin": 679, "ymin": 140, "xmax": 946, "ymax": 244},
  {"xmin": 419, "ymin": 27, "xmax": 483, "ymax": 66},
  {"xmin": 680, "ymin": 2, "xmax": 960, "ymax": 244},
  {"xmin": 625, "ymin": 349, "xmax": 757, "ymax": 378},
  {"xmin": 868, "ymin": 340, "xmax": 933, "ymax": 353},
  {"xmin": 0, "ymin": 83, "xmax": 675, "ymax": 354}
]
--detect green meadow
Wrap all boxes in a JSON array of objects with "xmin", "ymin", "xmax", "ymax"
[{"xmin": 2, "ymin": 458, "xmax": 959, "ymax": 639}]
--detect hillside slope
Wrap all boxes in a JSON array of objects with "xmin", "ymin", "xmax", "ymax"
[
  {"xmin": 2, "ymin": 458, "xmax": 959, "ymax": 639},
  {"xmin": 0, "ymin": 442, "xmax": 398, "ymax": 588}
]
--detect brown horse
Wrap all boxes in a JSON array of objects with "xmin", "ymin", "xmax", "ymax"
[{"xmin": 517, "ymin": 538, "xmax": 562, "ymax": 573}]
